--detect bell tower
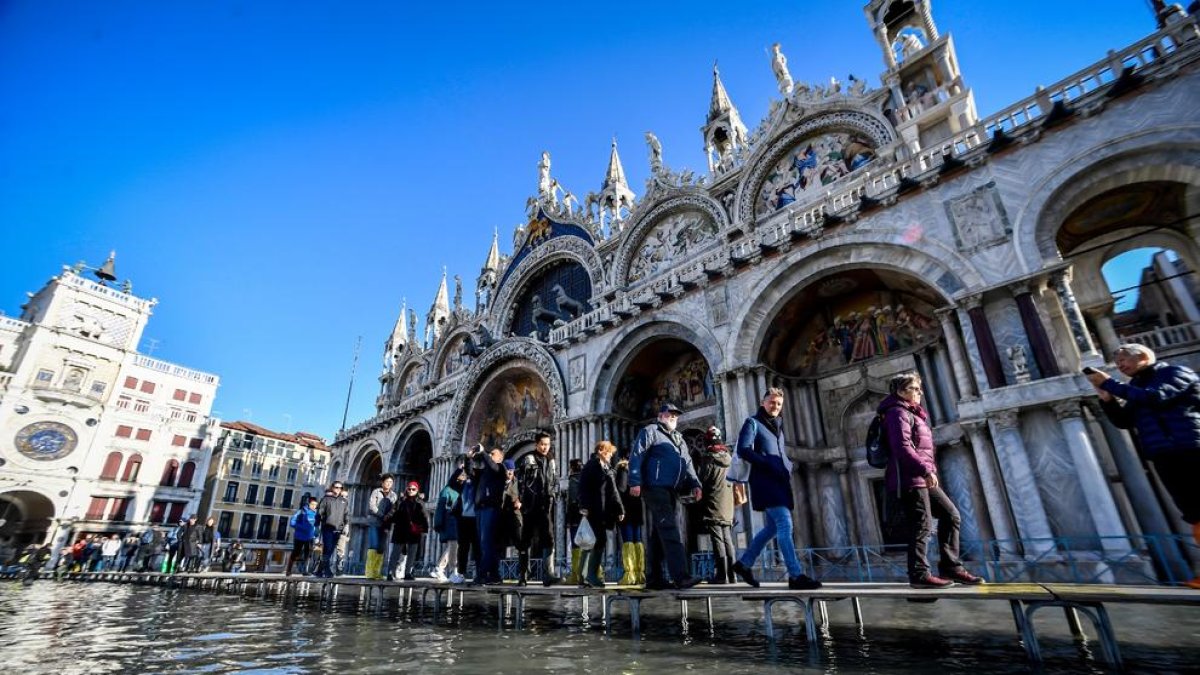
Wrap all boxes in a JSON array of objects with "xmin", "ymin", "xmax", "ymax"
[{"xmin": 864, "ymin": 0, "xmax": 977, "ymax": 153}]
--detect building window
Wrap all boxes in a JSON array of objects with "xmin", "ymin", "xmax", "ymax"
[
  {"xmin": 170, "ymin": 408, "xmax": 183, "ymax": 420},
  {"xmin": 148, "ymin": 501, "xmax": 167, "ymax": 524},
  {"xmin": 257, "ymin": 515, "xmax": 274, "ymax": 540},
  {"xmin": 281, "ymin": 488, "xmax": 294, "ymax": 509},
  {"xmin": 36, "ymin": 369, "xmax": 55, "ymax": 383},
  {"xmin": 238, "ymin": 513, "xmax": 256, "ymax": 539},
  {"xmin": 121, "ymin": 454, "xmax": 142, "ymax": 482},
  {"xmin": 173, "ymin": 388, "xmax": 187, "ymax": 401},
  {"xmin": 123, "ymin": 376, "xmax": 138, "ymax": 389},
  {"xmin": 86, "ymin": 497, "xmax": 109, "ymax": 520},
  {"xmin": 140, "ymin": 380, "xmax": 156, "ymax": 394},
  {"xmin": 100, "ymin": 451, "xmax": 123, "ymax": 480},
  {"xmin": 90, "ymin": 381, "xmax": 107, "ymax": 396},
  {"xmin": 108, "ymin": 497, "xmax": 130, "ymax": 521},
  {"xmin": 263, "ymin": 486, "xmax": 276, "ymax": 507},
  {"xmin": 115, "ymin": 425, "xmax": 133, "ymax": 438},
  {"xmin": 167, "ymin": 502, "xmax": 186, "ymax": 523},
  {"xmin": 245, "ymin": 484, "xmax": 259, "ymax": 505},
  {"xmin": 268, "ymin": 464, "xmax": 280, "ymax": 481},
  {"xmin": 188, "ymin": 392, "xmax": 202, "ymax": 405},
  {"xmin": 275, "ymin": 518, "xmax": 288, "ymax": 541},
  {"xmin": 217, "ymin": 512, "xmax": 233, "ymax": 538},
  {"xmin": 160, "ymin": 459, "xmax": 179, "ymax": 486},
  {"xmin": 134, "ymin": 399, "xmax": 150, "ymax": 413},
  {"xmin": 172, "ymin": 435, "xmax": 186, "ymax": 447},
  {"xmin": 286, "ymin": 467, "xmax": 298, "ymax": 484},
  {"xmin": 116, "ymin": 395, "xmax": 132, "ymax": 409},
  {"xmin": 177, "ymin": 461, "xmax": 196, "ymax": 489},
  {"xmin": 135, "ymin": 428, "xmax": 152, "ymax": 441},
  {"xmin": 223, "ymin": 481, "xmax": 240, "ymax": 502},
  {"xmin": 184, "ymin": 411, "xmax": 197, "ymax": 423},
  {"xmin": 251, "ymin": 462, "xmax": 263, "ymax": 478},
  {"xmin": 188, "ymin": 437, "xmax": 203, "ymax": 449},
  {"xmin": 230, "ymin": 458, "xmax": 243, "ymax": 476}
]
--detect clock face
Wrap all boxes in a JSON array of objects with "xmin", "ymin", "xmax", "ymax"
[{"xmin": 14, "ymin": 421, "xmax": 78, "ymax": 461}]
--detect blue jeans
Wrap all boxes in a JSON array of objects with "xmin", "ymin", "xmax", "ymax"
[
  {"xmin": 320, "ymin": 526, "xmax": 340, "ymax": 575},
  {"xmin": 477, "ymin": 507, "xmax": 500, "ymax": 581},
  {"xmin": 367, "ymin": 525, "xmax": 387, "ymax": 553},
  {"xmin": 739, "ymin": 506, "xmax": 803, "ymax": 578}
]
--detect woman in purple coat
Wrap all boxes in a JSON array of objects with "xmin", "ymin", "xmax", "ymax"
[{"xmin": 879, "ymin": 372, "xmax": 982, "ymax": 589}]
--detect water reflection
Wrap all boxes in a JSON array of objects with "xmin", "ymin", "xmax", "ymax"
[{"xmin": 0, "ymin": 582, "xmax": 1195, "ymax": 674}]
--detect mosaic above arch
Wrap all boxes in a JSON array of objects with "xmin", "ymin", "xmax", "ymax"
[
  {"xmin": 627, "ymin": 209, "xmax": 720, "ymax": 283},
  {"xmin": 464, "ymin": 368, "xmax": 554, "ymax": 452},
  {"xmin": 757, "ymin": 130, "xmax": 877, "ymax": 216}
]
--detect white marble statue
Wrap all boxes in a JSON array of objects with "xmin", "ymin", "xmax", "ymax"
[
  {"xmin": 538, "ymin": 151, "xmax": 553, "ymax": 202},
  {"xmin": 1008, "ymin": 343, "xmax": 1030, "ymax": 382},
  {"xmin": 771, "ymin": 43, "xmax": 794, "ymax": 96},
  {"xmin": 645, "ymin": 131, "xmax": 663, "ymax": 173}
]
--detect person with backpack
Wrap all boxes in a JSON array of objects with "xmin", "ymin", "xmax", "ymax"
[
  {"xmin": 1088, "ymin": 343, "xmax": 1200, "ymax": 589},
  {"xmin": 694, "ymin": 426, "xmax": 736, "ymax": 584},
  {"xmin": 429, "ymin": 459, "xmax": 463, "ymax": 582},
  {"xmin": 730, "ymin": 388, "xmax": 821, "ymax": 591},
  {"xmin": 878, "ymin": 372, "xmax": 982, "ymax": 589},
  {"xmin": 286, "ymin": 496, "xmax": 319, "ymax": 576}
]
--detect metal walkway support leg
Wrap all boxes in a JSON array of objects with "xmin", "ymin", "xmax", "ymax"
[
  {"xmin": 851, "ymin": 597, "xmax": 864, "ymax": 628},
  {"xmin": 1063, "ymin": 606, "xmax": 1085, "ymax": 641},
  {"xmin": 1010, "ymin": 599, "xmax": 1043, "ymax": 664}
]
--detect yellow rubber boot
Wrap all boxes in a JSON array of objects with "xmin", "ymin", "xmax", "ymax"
[
  {"xmin": 365, "ymin": 550, "xmax": 381, "ymax": 579},
  {"xmin": 633, "ymin": 542, "xmax": 646, "ymax": 585},
  {"xmin": 565, "ymin": 548, "xmax": 583, "ymax": 585},
  {"xmin": 617, "ymin": 543, "xmax": 637, "ymax": 585}
]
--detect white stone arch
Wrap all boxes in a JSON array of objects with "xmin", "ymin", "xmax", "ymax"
[
  {"xmin": 1014, "ymin": 129, "xmax": 1200, "ymax": 269},
  {"xmin": 393, "ymin": 355, "xmax": 431, "ymax": 399},
  {"xmin": 735, "ymin": 108, "xmax": 898, "ymax": 226},
  {"xmin": 590, "ymin": 314, "xmax": 727, "ymax": 416},
  {"xmin": 442, "ymin": 337, "xmax": 567, "ymax": 454},
  {"xmin": 346, "ymin": 439, "xmax": 385, "ymax": 485},
  {"xmin": 489, "ymin": 237, "xmax": 606, "ymax": 335},
  {"xmin": 727, "ymin": 236, "xmax": 981, "ymax": 366},
  {"xmin": 1074, "ymin": 229, "xmax": 1200, "ymax": 312},
  {"xmin": 389, "ymin": 417, "xmax": 435, "ymax": 469},
  {"xmin": 0, "ymin": 487, "xmax": 58, "ymax": 547},
  {"xmin": 430, "ymin": 324, "xmax": 476, "ymax": 379},
  {"xmin": 609, "ymin": 191, "xmax": 730, "ymax": 289}
]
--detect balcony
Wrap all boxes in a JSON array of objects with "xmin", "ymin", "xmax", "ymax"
[
  {"xmin": 1122, "ymin": 321, "xmax": 1200, "ymax": 357},
  {"xmin": 29, "ymin": 383, "xmax": 104, "ymax": 408}
]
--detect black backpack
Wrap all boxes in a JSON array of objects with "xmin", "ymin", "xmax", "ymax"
[{"xmin": 865, "ymin": 408, "xmax": 916, "ymax": 469}]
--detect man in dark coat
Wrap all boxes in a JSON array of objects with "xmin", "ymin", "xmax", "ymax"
[
  {"xmin": 500, "ymin": 459, "xmax": 525, "ymax": 581},
  {"xmin": 731, "ymin": 389, "xmax": 822, "ymax": 591},
  {"xmin": 1090, "ymin": 343, "xmax": 1200, "ymax": 589},
  {"xmin": 694, "ymin": 426, "xmax": 736, "ymax": 584},
  {"xmin": 517, "ymin": 432, "xmax": 561, "ymax": 586},
  {"xmin": 315, "ymin": 481, "xmax": 349, "ymax": 578},
  {"xmin": 629, "ymin": 402, "xmax": 702, "ymax": 590},
  {"xmin": 473, "ymin": 445, "xmax": 507, "ymax": 584}
]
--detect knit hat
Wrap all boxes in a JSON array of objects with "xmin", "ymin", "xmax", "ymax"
[
  {"xmin": 705, "ymin": 426, "xmax": 722, "ymax": 443},
  {"xmin": 503, "ymin": 459, "xmax": 517, "ymax": 471},
  {"xmin": 406, "ymin": 481, "xmax": 420, "ymax": 491}
]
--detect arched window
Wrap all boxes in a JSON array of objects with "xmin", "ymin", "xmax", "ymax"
[
  {"xmin": 177, "ymin": 461, "xmax": 197, "ymax": 489},
  {"xmin": 122, "ymin": 454, "xmax": 143, "ymax": 482},
  {"xmin": 160, "ymin": 459, "xmax": 179, "ymax": 487},
  {"xmin": 100, "ymin": 451, "xmax": 123, "ymax": 480}
]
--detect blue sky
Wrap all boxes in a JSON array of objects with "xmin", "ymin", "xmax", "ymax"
[{"xmin": 0, "ymin": 1, "xmax": 1164, "ymax": 439}]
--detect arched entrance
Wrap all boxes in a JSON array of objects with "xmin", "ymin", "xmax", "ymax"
[
  {"xmin": 391, "ymin": 426, "xmax": 434, "ymax": 495},
  {"xmin": 463, "ymin": 366, "xmax": 555, "ymax": 457},
  {"xmin": 754, "ymin": 266, "xmax": 981, "ymax": 551},
  {"xmin": 0, "ymin": 490, "xmax": 56, "ymax": 559}
]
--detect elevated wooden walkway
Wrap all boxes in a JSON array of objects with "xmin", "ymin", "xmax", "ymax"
[{"xmin": 21, "ymin": 571, "xmax": 1200, "ymax": 669}]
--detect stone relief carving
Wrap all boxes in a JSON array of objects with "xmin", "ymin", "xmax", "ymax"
[
  {"xmin": 613, "ymin": 194, "xmax": 728, "ymax": 287},
  {"xmin": 757, "ymin": 131, "xmax": 876, "ymax": 216},
  {"xmin": 705, "ymin": 285, "xmax": 729, "ymax": 326},
  {"xmin": 568, "ymin": 354, "xmax": 587, "ymax": 393},
  {"xmin": 944, "ymin": 181, "xmax": 1011, "ymax": 252},
  {"xmin": 1008, "ymin": 343, "xmax": 1030, "ymax": 383}
]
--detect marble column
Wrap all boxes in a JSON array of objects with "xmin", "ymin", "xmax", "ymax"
[
  {"xmin": 1084, "ymin": 304, "xmax": 1122, "ymax": 359},
  {"xmin": 804, "ymin": 465, "xmax": 825, "ymax": 548},
  {"xmin": 833, "ymin": 460, "xmax": 860, "ymax": 545},
  {"xmin": 1051, "ymin": 269, "xmax": 1102, "ymax": 363},
  {"xmin": 964, "ymin": 296, "xmax": 1006, "ymax": 389},
  {"xmin": 987, "ymin": 410, "xmax": 1055, "ymax": 554},
  {"xmin": 1051, "ymin": 400, "xmax": 1130, "ymax": 552},
  {"xmin": 933, "ymin": 346, "xmax": 960, "ymax": 420},
  {"xmin": 945, "ymin": 307, "xmax": 986, "ymax": 397},
  {"xmin": 1013, "ymin": 283, "xmax": 1062, "ymax": 377},
  {"xmin": 788, "ymin": 380, "xmax": 808, "ymax": 445},
  {"xmin": 915, "ymin": 351, "xmax": 945, "ymax": 425},
  {"xmin": 961, "ymin": 421, "xmax": 1018, "ymax": 546}
]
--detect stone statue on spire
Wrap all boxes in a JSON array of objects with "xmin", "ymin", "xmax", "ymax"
[
  {"xmin": 453, "ymin": 274, "xmax": 463, "ymax": 313},
  {"xmin": 771, "ymin": 43, "xmax": 794, "ymax": 96},
  {"xmin": 645, "ymin": 131, "xmax": 663, "ymax": 174}
]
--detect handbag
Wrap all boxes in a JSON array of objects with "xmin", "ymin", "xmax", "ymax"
[{"xmin": 574, "ymin": 516, "xmax": 596, "ymax": 550}]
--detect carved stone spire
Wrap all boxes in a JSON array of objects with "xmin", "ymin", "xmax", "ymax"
[
  {"xmin": 708, "ymin": 62, "xmax": 736, "ymax": 123},
  {"xmin": 483, "ymin": 227, "xmax": 501, "ymax": 273},
  {"xmin": 596, "ymin": 138, "xmax": 637, "ymax": 233},
  {"xmin": 425, "ymin": 267, "xmax": 450, "ymax": 346},
  {"xmin": 476, "ymin": 228, "xmax": 501, "ymax": 313},
  {"xmin": 384, "ymin": 299, "xmax": 408, "ymax": 369},
  {"xmin": 702, "ymin": 62, "xmax": 749, "ymax": 173}
]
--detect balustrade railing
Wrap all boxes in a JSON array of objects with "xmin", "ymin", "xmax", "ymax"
[{"xmin": 1123, "ymin": 321, "xmax": 1200, "ymax": 351}]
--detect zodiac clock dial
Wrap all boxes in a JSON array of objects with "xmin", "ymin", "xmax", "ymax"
[{"xmin": 14, "ymin": 421, "xmax": 78, "ymax": 461}]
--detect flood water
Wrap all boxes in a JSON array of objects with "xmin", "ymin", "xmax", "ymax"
[{"xmin": 1, "ymin": 579, "xmax": 1198, "ymax": 674}]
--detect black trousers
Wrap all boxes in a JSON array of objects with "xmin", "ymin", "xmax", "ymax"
[
  {"xmin": 1152, "ymin": 453, "xmax": 1200, "ymax": 524},
  {"xmin": 520, "ymin": 508, "xmax": 554, "ymax": 558},
  {"xmin": 900, "ymin": 485, "xmax": 964, "ymax": 580},
  {"xmin": 643, "ymin": 486, "xmax": 689, "ymax": 583},
  {"xmin": 456, "ymin": 516, "xmax": 478, "ymax": 575},
  {"xmin": 705, "ymin": 521, "xmax": 735, "ymax": 581}
]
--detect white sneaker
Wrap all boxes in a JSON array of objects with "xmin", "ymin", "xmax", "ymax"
[
  {"xmin": 448, "ymin": 572, "xmax": 464, "ymax": 584},
  {"xmin": 431, "ymin": 569, "xmax": 448, "ymax": 582}
]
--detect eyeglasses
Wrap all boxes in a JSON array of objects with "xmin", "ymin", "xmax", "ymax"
[
  {"xmin": 407, "ymin": 488, "xmax": 418, "ymax": 492},
  {"xmin": 904, "ymin": 385, "xmax": 922, "ymax": 392},
  {"xmin": 332, "ymin": 485, "xmax": 343, "ymax": 490}
]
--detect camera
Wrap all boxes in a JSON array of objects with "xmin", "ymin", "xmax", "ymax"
[{"xmin": 1082, "ymin": 366, "xmax": 1101, "ymax": 375}]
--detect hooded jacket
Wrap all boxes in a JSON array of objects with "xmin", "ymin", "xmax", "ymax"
[
  {"xmin": 693, "ymin": 442, "xmax": 734, "ymax": 525},
  {"xmin": 629, "ymin": 422, "xmax": 701, "ymax": 492}
]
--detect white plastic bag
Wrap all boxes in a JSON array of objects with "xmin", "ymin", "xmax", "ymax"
[{"xmin": 574, "ymin": 516, "xmax": 596, "ymax": 550}]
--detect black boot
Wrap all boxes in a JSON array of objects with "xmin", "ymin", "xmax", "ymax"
[
  {"xmin": 584, "ymin": 549, "xmax": 604, "ymax": 588},
  {"xmin": 709, "ymin": 555, "xmax": 727, "ymax": 585},
  {"xmin": 517, "ymin": 551, "xmax": 529, "ymax": 587},
  {"xmin": 541, "ymin": 552, "xmax": 561, "ymax": 587}
]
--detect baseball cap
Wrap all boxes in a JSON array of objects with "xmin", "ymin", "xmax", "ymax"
[{"xmin": 659, "ymin": 402, "xmax": 683, "ymax": 415}]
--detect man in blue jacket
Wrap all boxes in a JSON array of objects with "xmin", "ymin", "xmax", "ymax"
[
  {"xmin": 730, "ymin": 388, "xmax": 822, "ymax": 590},
  {"xmin": 629, "ymin": 402, "xmax": 702, "ymax": 590},
  {"xmin": 1089, "ymin": 343, "xmax": 1200, "ymax": 589}
]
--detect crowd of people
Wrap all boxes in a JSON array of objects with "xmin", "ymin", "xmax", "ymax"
[{"xmin": 30, "ymin": 343, "xmax": 1199, "ymax": 591}]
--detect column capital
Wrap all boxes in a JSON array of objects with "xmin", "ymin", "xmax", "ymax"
[
  {"xmin": 831, "ymin": 459, "xmax": 850, "ymax": 474},
  {"xmin": 960, "ymin": 294, "xmax": 984, "ymax": 311},
  {"xmin": 991, "ymin": 408, "xmax": 1020, "ymax": 430},
  {"xmin": 1009, "ymin": 280, "xmax": 1032, "ymax": 296},
  {"xmin": 1050, "ymin": 399, "xmax": 1084, "ymax": 420},
  {"xmin": 960, "ymin": 418, "xmax": 988, "ymax": 435}
]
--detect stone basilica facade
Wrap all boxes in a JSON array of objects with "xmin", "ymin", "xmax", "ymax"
[{"xmin": 332, "ymin": 2, "xmax": 1200, "ymax": 578}]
